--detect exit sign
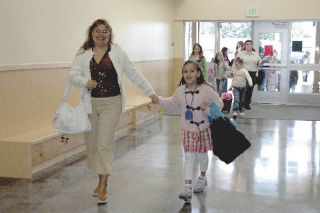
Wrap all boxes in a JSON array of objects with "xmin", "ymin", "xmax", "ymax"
[{"xmin": 246, "ymin": 8, "xmax": 259, "ymax": 17}]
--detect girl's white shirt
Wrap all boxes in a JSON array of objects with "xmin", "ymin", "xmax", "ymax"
[
  {"xmin": 230, "ymin": 68, "xmax": 252, "ymax": 88},
  {"xmin": 68, "ymin": 44, "xmax": 155, "ymax": 113}
]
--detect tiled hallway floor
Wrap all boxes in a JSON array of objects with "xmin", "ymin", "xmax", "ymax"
[{"xmin": 1, "ymin": 115, "xmax": 320, "ymax": 213}]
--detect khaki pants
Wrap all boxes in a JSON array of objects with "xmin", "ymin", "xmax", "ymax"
[{"xmin": 85, "ymin": 95, "xmax": 122, "ymax": 175}]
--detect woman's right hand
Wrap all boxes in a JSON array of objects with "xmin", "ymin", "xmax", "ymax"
[
  {"xmin": 86, "ymin": 80, "xmax": 99, "ymax": 90},
  {"xmin": 150, "ymin": 94, "xmax": 159, "ymax": 104}
]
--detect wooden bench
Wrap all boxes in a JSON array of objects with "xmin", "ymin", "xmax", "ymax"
[
  {"xmin": 0, "ymin": 59, "xmax": 176, "ymax": 179},
  {"xmin": 0, "ymin": 98, "xmax": 161, "ymax": 179}
]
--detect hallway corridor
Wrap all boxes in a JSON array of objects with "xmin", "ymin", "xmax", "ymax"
[{"xmin": 1, "ymin": 116, "xmax": 320, "ymax": 213}]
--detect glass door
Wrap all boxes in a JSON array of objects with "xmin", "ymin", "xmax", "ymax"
[
  {"xmin": 252, "ymin": 21, "xmax": 289, "ymax": 104},
  {"xmin": 287, "ymin": 21, "xmax": 320, "ymax": 106}
]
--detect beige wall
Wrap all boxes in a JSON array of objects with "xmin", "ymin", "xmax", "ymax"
[
  {"xmin": 0, "ymin": 0, "xmax": 175, "ymax": 65},
  {"xmin": 175, "ymin": 0, "xmax": 320, "ymax": 21},
  {"xmin": 0, "ymin": 0, "xmax": 177, "ymax": 139}
]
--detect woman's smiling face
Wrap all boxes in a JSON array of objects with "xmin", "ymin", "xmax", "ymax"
[{"xmin": 92, "ymin": 24, "xmax": 110, "ymax": 47}]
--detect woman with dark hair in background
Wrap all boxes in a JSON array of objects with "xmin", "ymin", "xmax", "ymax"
[
  {"xmin": 189, "ymin": 43, "xmax": 208, "ymax": 81},
  {"xmin": 236, "ymin": 40, "xmax": 269, "ymax": 110}
]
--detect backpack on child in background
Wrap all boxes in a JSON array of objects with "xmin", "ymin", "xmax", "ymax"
[{"xmin": 221, "ymin": 91, "xmax": 233, "ymax": 113}]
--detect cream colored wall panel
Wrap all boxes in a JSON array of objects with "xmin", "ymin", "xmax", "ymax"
[
  {"xmin": 175, "ymin": 0, "xmax": 320, "ymax": 21},
  {"xmin": 173, "ymin": 22, "xmax": 185, "ymax": 59},
  {"xmin": 0, "ymin": 0, "xmax": 175, "ymax": 65}
]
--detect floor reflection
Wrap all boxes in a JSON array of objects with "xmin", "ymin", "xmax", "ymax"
[
  {"xmin": 207, "ymin": 118, "xmax": 320, "ymax": 201},
  {"xmin": 1, "ymin": 116, "xmax": 319, "ymax": 212}
]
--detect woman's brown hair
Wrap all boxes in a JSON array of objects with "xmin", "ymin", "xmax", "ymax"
[{"xmin": 79, "ymin": 19, "xmax": 113, "ymax": 52}]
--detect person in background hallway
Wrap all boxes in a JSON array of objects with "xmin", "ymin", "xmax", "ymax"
[
  {"xmin": 68, "ymin": 19, "xmax": 157, "ymax": 204},
  {"xmin": 236, "ymin": 41, "xmax": 245, "ymax": 51},
  {"xmin": 189, "ymin": 43, "xmax": 208, "ymax": 81},
  {"xmin": 230, "ymin": 50, "xmax": 239, "ymax": 67},
  {"xmin": 236, "ymin": 40, "xmax": 270, "ymax": 110},
  {"xmin": 207, "ymin": 57, "xmax": 216, "ymax": 89},
  {"xmin": 213, "ymin": 51, "xmax": 230, "ymax": 96},
  {"xmin": 221, "ymin": 47, "xmax": 231, "ymax": 92},
  {"xmin": 151, "ymin": 60, "xmax": 223, "ymax": 203},
  {"xmin": 230, "ymin": 41, "xmax": 244, "ymax": 66},
  {"xmin": 221, "ymin": 47, "xmax": 231, "ymax": 66},
  {"xmin": 299, "ymin": 50, "xmax": 311, "ymax": 82},
  {"xmin": 289, "ymin": 61, "xmax": 298, "ymax": 93},
  {"xmin": 229, "ymin": 57, "xmax": 252, "ymax": 119}
]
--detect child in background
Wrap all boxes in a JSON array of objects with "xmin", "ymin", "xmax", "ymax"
[
  {"xmin": 213, "ymin": 52, "xmax": 230, "ymax": 96},
  {"xmin": 152, "ymin": 60, "xmax": 223, "ymax": 202},
  {"xmin": 230, "ymin": 57, "xmax": 252, "ymax": 119},
  {"xmin": 207, "ymin": 57, "xmax": 216, "ymax": 90},
  {"xmin": 267, "ymin": 70, "xmax": 278, "ymax": 91}
]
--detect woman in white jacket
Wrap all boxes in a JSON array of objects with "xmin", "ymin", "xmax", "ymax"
[{"xmin": 68, "ymin": 19, "xmax": 157, "ymax": 204}]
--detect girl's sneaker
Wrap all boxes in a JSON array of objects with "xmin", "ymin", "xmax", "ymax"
[
  {"xmin": 179, "ymin": 187, "xmax": 192, "ymax": 202},
  {"xmin": 233, "ymin": 112, "xmax": 238, "ymax": 119},
  {"xmin": 239, "ymin": 111, "xmax": 245, "ymax": 117},
  {"xmin": 193, "ymin": 176, "xmax": 207, "ymax": 193}
]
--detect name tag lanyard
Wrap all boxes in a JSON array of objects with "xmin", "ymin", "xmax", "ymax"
[{"xmin": 184, "ymin": 84, "xmax": 197, "ymax": 120}]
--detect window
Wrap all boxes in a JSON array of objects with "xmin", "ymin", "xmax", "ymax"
[
  {"xmin": 184, "ymin": 21, "xmax": 215, "ymax": 62},
  {"xmin": 290, "ymin": 21, "xmax": 317, "ymax": 64},
  {"xmin": 219, "ymin": 22, "xmax": 252, "ymax": 60},
  {"xmin": 290, "ymin": 21, "xmax": 320, "ymax": 93},
  {"xmin": 184, "ymin": 22, "xmax": 193, "ymax": 61},
  {"xmin": 198, "ymin": 22, "xmax": 215, "ymax": 62}
]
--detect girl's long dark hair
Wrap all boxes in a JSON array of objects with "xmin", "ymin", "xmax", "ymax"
[
  {"xmin": 79, "ymin": 19, "xmax": 113, "ymax": 53},
  {"xmin": 178, "ymin": 60, "xmax": 208, "ymax": 86},
  {"xmin": 221, "ymin": 47, "xmax": 229, "ymax": 60}
]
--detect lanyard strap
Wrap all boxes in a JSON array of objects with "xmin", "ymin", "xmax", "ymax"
[{"xmin": 184, "ymin": 84, "xmax": 197, "ymax": 108}]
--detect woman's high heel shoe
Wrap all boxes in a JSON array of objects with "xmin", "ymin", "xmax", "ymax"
[{"xmin": 97, "ymin": 192, "xmax": 108, "ymax": 204}]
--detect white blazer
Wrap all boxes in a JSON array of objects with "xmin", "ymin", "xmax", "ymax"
[{"xmin": 68, "ymin": 44, "xmax": 156, "ymax": 113}]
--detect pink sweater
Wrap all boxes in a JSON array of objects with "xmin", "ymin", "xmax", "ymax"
[{"xmin": 159, "ymin": 84, "xmax": 223, "ymax": 132}]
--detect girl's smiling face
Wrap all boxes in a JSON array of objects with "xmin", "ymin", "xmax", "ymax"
[{"xmin": 183, "ymin": 63, "xmax": 201, "ymax": 88}]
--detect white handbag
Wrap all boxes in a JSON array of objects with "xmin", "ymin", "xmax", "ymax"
[{"xmin": 53, "ymin": 82, "xmax": 91, "ymax": 134}]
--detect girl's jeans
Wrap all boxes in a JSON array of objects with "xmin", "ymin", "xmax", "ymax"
[
  {"xmin": 233, "ymin": 87, "xmax": 246, "ymax": 113},
  {"xmin": 216, "ymin": 79, "xmax": 226, "ymax": 96}
]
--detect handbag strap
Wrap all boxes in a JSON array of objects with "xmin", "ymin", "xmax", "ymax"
[
  {"xmin": 63, "ymin": 81, "xmax": 85, "ymax": 102},
  {"xmin": 210, "ymin": 103, "xmax": 226, "ymax": 120},
  {"xmin": 209, "ymin": 103, "xmax": 237, "ymax": 128},
  {"xmin": 63, "ymin": 81, "xmax": 72, "ymax": 101}
]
